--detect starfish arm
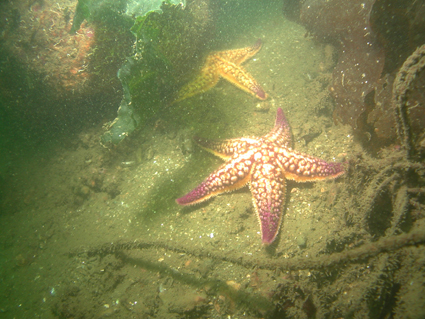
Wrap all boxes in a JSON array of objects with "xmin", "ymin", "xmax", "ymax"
[
  {"xmin": 176, "ymin": 157, "xmax": 254, "ymax": 205},
  {"xmin": 262, "ymin": 108, "xmax": 292, "ymax": 148},
  {"xmin": 276, "ymin": 148, "xmax": 345, "ymax": 182},
  {"xmin": 173, "ymin": 57, "xmax": 219, "ymax": 104},
  {"xmin": 215, "ymin": 39, "xmax": 262, "ymax": 65},
  {"xmin": 216, "ymin": 57, "xmax": 267, "ymax": 100},
  {"xmin": 194, "ymin": 136, "xmax": 256, "ymax": 160},
  {"xmin": 250, "ymin": 163, "xmax": 286, "ymax": 245}
]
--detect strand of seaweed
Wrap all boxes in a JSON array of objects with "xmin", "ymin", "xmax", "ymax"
[
  {"xmin": 357, "ymin": 158, "xmax": 423, "ymax": 233},
  {"xmin": 393, "ymin": 44, "xmax": 425, "ymax": 160},
  {"xmin": 68, "ymin": 229, "xmax": 425, "ymax": 271}
]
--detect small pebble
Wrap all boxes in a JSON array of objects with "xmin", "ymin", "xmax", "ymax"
[{"xmin": 297, "ymin": 235, "xmax": 307, "ymax": 248}]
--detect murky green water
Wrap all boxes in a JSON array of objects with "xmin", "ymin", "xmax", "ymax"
[{"xmin": 1, "ymin": 0, "xmax": 424, "ymax": 318}]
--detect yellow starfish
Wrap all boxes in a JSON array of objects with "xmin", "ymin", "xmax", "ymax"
[{"xmin": 173, "ymin": 39, "xmax": 267, "ymax": 104}]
